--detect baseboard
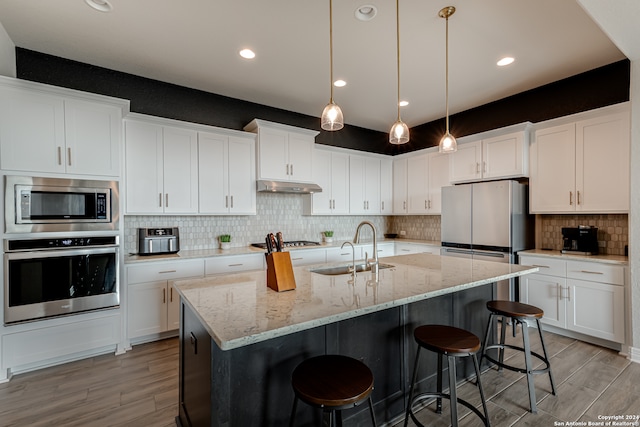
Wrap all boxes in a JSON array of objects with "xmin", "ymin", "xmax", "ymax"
[{"xmin": 628, "ymin": 346, "xmax": 640, "ymax": 364}]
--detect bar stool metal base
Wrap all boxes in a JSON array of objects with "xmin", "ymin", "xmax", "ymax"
[{"xmin": 404, "ymin": 325, "xmax": 490, "ymax": 427}]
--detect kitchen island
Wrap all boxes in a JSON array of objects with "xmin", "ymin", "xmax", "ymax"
[{"xmin": 174, "ymin": 253, "xmax": 538, "ymax": 427}]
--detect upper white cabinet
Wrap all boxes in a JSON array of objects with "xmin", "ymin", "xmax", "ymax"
[
  {"xmin": 393, "ymin": 150, "xmax": 449, "ymax": 215},
  {"xmin": 304, "ymin": 149, "xmax": 349, "ymax": 215},
  {"xmin": 198, "ymin": 132, "xmax": 256, "ymax": 215},
  {"xmin": 125, "ymin": 118, "xmax": 199, "ymax": 214},
  {"xmin": 380, "ymin": 158, "xmax": 393, "ymax": 214},
  {"xmin": 349, "ymin": 155, "xmax": 381, "ymax": 215},
  {"xmin": 0, "ymin": 77, "xmax": 127, "ymax": 176},
  {"xmin": 449, "ymin": 128, "xmax": 530, "ymax": 184},
  {"xmin": 244, "ymin": 119, "xmax": 318, "ymax": 183},
  {"xmin": 530, "ymin": 108, "xmax": 630, "ymax": 213}
]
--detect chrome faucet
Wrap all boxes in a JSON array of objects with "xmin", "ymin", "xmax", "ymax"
[
  {"xmin": 340, "ymin": 241, "xmax": 357, "ymax": 280},
  {"xmin": 353, "ymin": 220, "xmax": 378, "ymax": 277}
]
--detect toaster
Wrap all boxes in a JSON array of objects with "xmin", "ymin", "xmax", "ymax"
[{"xmin": 138, "ymin": 227, "xmax": 180, "ymax": 255}]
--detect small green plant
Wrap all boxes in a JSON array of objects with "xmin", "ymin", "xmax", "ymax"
[
  {"xmin": 322, "ymin": 231, "xmax": 334, "ymax": 237},
  {"xmin": 219, "ymin": 234, "xmax": 231, "ymax": 242}
]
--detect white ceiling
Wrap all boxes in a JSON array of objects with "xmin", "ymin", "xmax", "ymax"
[{"xmin": 0, "ymin": 0, "xmax": 627, "ymax": 133}]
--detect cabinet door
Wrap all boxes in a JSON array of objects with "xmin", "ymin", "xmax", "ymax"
[
  {"xmin": 349, "ymin": 156, "xmax": 366, "ymax": 214},
  {"xmin": 407, "ymin": 153, "xmax": 429, "ymax": 213},
  {"xmin": 167, "ymin": 285, "xmax": 181, "ymax": 331},
  {"xmin": 258, "ymin": 127, "xmax": 288, "ymax": 180},
  {"xmin": 163, "ymin": 126, "xmax": 199, "ymax": 214},
  {"xmin": 530, "ymin": 123, "xmax": 576, "ymax": 213},
  {"xmin": 427, "ymin": 152, "xmax": 450, "ymax": 214},
  {"xmin": 289, "ymin": 248, "xmax": 326, "ymax": 266},
  {"xmin": 125, "ymin": 121, "xmax": 164, "ymax": 214},
  {"xmin": 576, "ymin": 112, "xmax": 630, "ymax": 213},
  {"xmin": 128, "ymin": 281, "xmax": 168, "ymax": 338},
  {"xmin": 287, "ymin": 133, "xmax": 314, "ymax": 182},
  {"xmin": 0, "ymin": 87, "xmax": 65, "ymax": 173},
  {"xmin": 64, "ymin": 99, "xmax": 121, "ymax": 176},
  {"xmin": 330, "ymin": 152, "xmax": 350, "ymax": 214},
  {"xmin": 364, "ymin": 158, "xmax": 381, "ymax": 214},
  {"xmin": 482, "ymin": 131, "xmax": 526, "ymax": 180},
  {"xmin": 566, "ymin": 279, "xmax": 624, "ymax": 343},
  {"xmin": 449, "ymin": 140, "xmax": 481, "ymax": 183},
  {"xmin": 520, "ymin": 273, "xmax": 566, "ymax": 328},
  {"xmin": 310, "ymin": 150, "xmax": 333, "ymax": 214},
  {"xmin": 227, "ymin": 136, "xmax": 256, "ymax": 214},
  {"xmin": 393, "ymin": 158, "xmax": 407, "ymax": 214},
  {"xmin": 198, "ymin": 132, "xmax": 229, "ymax": 213},
  {"xmin": 326, "ymin": 246, "xmax": 363, "ymax": 263},
  {"xmin": 380, "ymin": 158, "xmax": 393, "ymax": 214}
]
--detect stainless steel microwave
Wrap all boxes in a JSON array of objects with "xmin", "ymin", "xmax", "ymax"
[{"xmin": 4, "ymin": 176, "xmax": 119, "ymax": 233}]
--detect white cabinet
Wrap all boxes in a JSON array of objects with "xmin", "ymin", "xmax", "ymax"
[
  {"xmin": 519, "ymin": 255, "xmax": 625, "ymax": 343},
  {"xmin": 125, "ymin": 119, "xmax": 199, "ymax": 214},
  {"xmin": 304, "ymin": 149, "xmax": 349, "ymax": 215},
  {"xmin": 244, "ymin": 119, "xmax": 318, "ymax": 183},
  {"xmin": 449, "ymin": 130, "xmax": 529, "ymax": 184},
  {"xmin": 205, "ymin": 254, "xmax": 265, "ymax": 275},
  {"xmin": 360, "ymin": 242, "xmax": 394, "ymax": 259},
  {"xmin": 198, "ymin": 132, "xmax": 256, "ymax": 215},
  {"xmin": 326, "ymin": 246, "xmax": 362, "ymax": 263},
  {"xmin": 395, "ymin": 242, "xmax": 441, "ymax": 255},
  {"xmin": 289, "ymin": 248, "xmax": 327, "ymax": 267},
  {"xmin": 349, "ymin": 155, "xmax": 381, "ymax": 214},
  {"xmin": 530, "ymin": 110, "xmax": 630, "ymax": 213},
  {"xmin": 127, "ymin": 259, "xmax": 204, "ymax": 340},
  {"xmin": 394, "ymin": 151, "xmax": 449, "ymax": 214},
  {"xmin": 0, "ymin": 79, "xmax": 125, "ymax": 176},
  {"xmin": 380, "ymin": 158, "xmax": 393, "ymax": 214}
]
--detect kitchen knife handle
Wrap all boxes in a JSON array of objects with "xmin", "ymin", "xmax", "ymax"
[
  {"xmin": 276, "ymin": 232, "xmax": 283, "ymax": 251},
  {"xmin": 265, "ymin": 236, "xmax": 272, "ymax": 254}
]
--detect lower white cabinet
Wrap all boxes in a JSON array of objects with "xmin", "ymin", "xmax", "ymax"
[
  {"xmin": 326, "ymin": 246, "xmax": 362, "ymax": 263},
  {"xmin": 519, "ymin": 255, "xmax": 625, "ymax": 343},
  {"xmin": 127, "ymin": 259, "xmax": 204, "ymax": 340},
  {"xmin": 289, "ymin": 248, "xmax": 327, "ymax": 266},
  {"xmin": 395, "ymin": 242, "xmax": 441, "ymax": 255},
  {"xmin": 205, "ymin": 254, "xmax": 265, "ymax": 275},
  {"xmin": 360, "ymin": 242, "xmax": 394, "ymax": 259}
]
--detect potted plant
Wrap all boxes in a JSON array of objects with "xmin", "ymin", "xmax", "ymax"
[
  {"xmin": 219, "ymin": 234, "xmax": 232, "ymax": 250},
  {"xmin": 322, "ymin": 231, "xmax": 334, "ymax": 243}
]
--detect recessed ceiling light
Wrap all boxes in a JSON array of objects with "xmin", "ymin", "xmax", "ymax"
[
  {"xmin": 333, "ymin": 80, "xmax": 347, "ymax": 87},
  {"xmin": 84, "ymin": 0, "xmax": 113, "ymax": 12},
  {"xmin": 239, "ymin": 49, "xmax": 256, "ymax": 59},
  {"xmin": 355, "ymin": 5, "xmax": 377, "ymax": 21},
  {"xmin": 497, "ymin": 57, "xmax": 515, "ymax": 67},
  {"xmin": 399, "ymin": 100, "xmax": 409, "ymax": 107}
]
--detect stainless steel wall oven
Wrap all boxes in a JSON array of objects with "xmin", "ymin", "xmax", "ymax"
[{"xmin": 4, "ymin": 236, "xmax": 119, "ymax": 324}]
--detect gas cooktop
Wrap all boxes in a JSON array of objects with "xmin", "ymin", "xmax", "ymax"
[{"xmin": 251, "ymin": 240, "xmax": 320, "ymax": 249}]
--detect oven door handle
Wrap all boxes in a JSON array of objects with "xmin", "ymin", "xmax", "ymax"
[{"xmin": 5, "ymin": 246, "xmax": 119, "ymax": 260}]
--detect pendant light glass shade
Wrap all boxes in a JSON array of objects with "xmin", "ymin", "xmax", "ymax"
[
  {"xmin": 389, "ymin": 0, "xmax": 409, "ymax": 145},
  {"xmin": 321, "ymin": 0, "xmax": 344, "ymax": 131},
  {"xmin": 438, "ymin": 6, "xmax": 457, "ymax": 153}
]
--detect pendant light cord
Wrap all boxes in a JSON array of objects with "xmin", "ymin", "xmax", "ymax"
[
  {"xmin": 329, "ymin": 0, "xmax": 335, "ymax": 104},
  {"xmin": 396, "ymin": 0, "xmax": 401, "ymax": 121},
  {"xmin": 444, "ymin": 13, "xmax": 450, "ymax": 134}
]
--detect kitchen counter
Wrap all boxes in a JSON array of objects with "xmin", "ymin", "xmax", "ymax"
[
  {"xmin": 518, "ymin": 249, "xmax": 628, "ymax": 265},
  {"xmin": 175, "ymin": 253, "xmax": 538, "ymax": 426},
  {"xmin": 174, "ymin": 253, "xmax": 536, "ymax": 351},
  {"xmin": 124, "ymin": 238, "xmax": 441, "ymax": 264}
]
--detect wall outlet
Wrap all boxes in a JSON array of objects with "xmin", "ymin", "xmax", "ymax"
[{"xmin": 399, "ymin": 230, "xmax": 406, "ymax": 236}]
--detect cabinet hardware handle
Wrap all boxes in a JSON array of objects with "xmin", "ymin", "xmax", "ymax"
[
  {"xmin": 165, "ymin": 193, "xmax": 169, "ymax": 207},
  {"xmin": 364, "ymin": 201, "xmax": 367, "ymax": 210},
  {"xmin": 428, "ymin": 200, "xmax": 431, "ymax": 209},
  {"xmin": 190, "ymin": 332, "xmax": 198, "ymax": 354},
  {"xmin": 291, "ymin": 257, "xmax": 303, "ymax": 261},
  {"xmin": 170, "ymin": 287, "xmax": 173, "ymax": 302},
  {"xmin": 577, "ymin": 191, "xmax": 581, "ymax": 205},
  {"xmin": 531, "ymin": 264, "xmax": 550, "ymax": 268},
  {"xmin": 476, "ymin": 162, "xmax": 480, "ymax": 174},
  {"xmin": 567, "ymin": 286, "xmax": 571, "ymax": 301},
  {"xmin": 402, "ymin": 249, "xmax": 410, "ymax": 252},
  {"xmin": 68, "ymin": 147, "xmax": 72, "ymax": 166},
  {"xmin": 231, "ymin": 195, "xmax": 234, "ymax": 208},
  {"xmin": 483, "ymin": 161, "xmax": 486, "ymax": 173},
  {"xmin": 366, "ymin": 201, "xmax": 369, "ymax": 209},
  {"xmin": 579, "ymin": 270, "xmax": 603, "ymax": 275},
  {"xmin": 569, "ymin": 191, "xmax": 573, "ymax": 205},
  {"xmin": 159, "ymin": 270, "xmax": 177, "ymax": 274},
  {"xmin": 403, "ymin": 201, "xmax": 406, "ymax": 210},
  {"xmin": 286, "ymin": 164, "xmax": 289, "ymax": 175},
  {"xmin": 381, "ymin": 201, "xmax": 384, "ymax": 210},
  {"xmin": 290, "ymin": 164, "xmax": 294, "ymax": 176},
  {"xmin": 162, "ymin": 288, "xmax": 166, "ymax": 304},
  {"xmin": 425, "ymin": 200, "xmax": 428, "ymax": 209},
  {"xmin": 228, "ymin": 263, "xmax": 244, "ymax": 267},
  {"xmin": 57, "ymin": 146, "xmax": 62, "ymax": 165},
  {"xmin": 340, "ymin": 253, "xmax": 350, "ymax": 256},
  {"xmin": 159, "ymin": 193, "xmax": 163, "ymax": 207}
]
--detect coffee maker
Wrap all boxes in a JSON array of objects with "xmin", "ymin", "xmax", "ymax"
[{"xmin": 561, "ymin": 226, "xmax": 599, "ymax": 255}]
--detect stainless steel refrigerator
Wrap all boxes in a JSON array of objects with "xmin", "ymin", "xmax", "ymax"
[{"xmin": 440, "ymin": 180, "xmax": 532, "ymax": 300}]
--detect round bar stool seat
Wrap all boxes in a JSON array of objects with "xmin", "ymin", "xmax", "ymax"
[
  {"xmin": 405, "ymin": 325, "xmax": 489, "ymax": 427},
  {"xmin": 290, "ymin": 354, "xmax": 376, "ymax": 426},
  {"xmin": 480, "ymin": 300, "xmax": 557, "ymax": 414}
]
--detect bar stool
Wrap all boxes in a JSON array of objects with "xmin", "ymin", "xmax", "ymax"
[
  {"xmin": 290, "ymin": 354, "xmax": 377, "ymax": 427},
  {"xmin": 404, "ymin": 325, "xmax": 489, "ymax": 427},
  {"xmin": 479, "ymin": 300, "xmax": 557, "ymax": 413}
]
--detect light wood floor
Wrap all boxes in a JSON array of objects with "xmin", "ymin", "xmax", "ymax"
[{"xmin": 0, "ymin": 330, "xmax": 638, "ymax": 426}]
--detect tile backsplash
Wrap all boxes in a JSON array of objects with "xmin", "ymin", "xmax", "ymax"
[
  {"xmin": 124, "ymin": 193, "xmax": 387, "ymax": 253},
  {"xmin": 385, "ymin": 216, "xmax": 441, "ymax": 241},
  {"xmin": 538, "ymin": 214, "xmax": 628, "ymax": 255}
]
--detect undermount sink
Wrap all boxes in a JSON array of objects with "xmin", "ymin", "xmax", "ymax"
[{"xmin": 310, "ymin": 263, "xmax": 395, "ymax": 276}]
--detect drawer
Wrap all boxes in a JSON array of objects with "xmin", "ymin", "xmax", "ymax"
[
  {"xmin": 360, "ymin": 243, "xmax": 394, "ymax": 258},
  {"xmin": 127, "ymin": 259, "xmax": 204, "ymax": 284},
  {"xmin": 566, "ymin": 260, "xmax": 624, "ymax": 286},
  {"xmin": 288, "ymin": 248, "xmax": 326, "ymax": 267},
  {"xmin": 205, "ymin": 254, "xmax": 265, "ymax": 275},
  {"xmin": 326, "ymin": 247, "xmax": 362, "ymax": 263},
  {"xmin": 518, "ymin": 256, "xmax": 566, "ymax": 277},
  {"xmin": 395, "ymin": 243, "xmax": 441, "ymax": 255}
]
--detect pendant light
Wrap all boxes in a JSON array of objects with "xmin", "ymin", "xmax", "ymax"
[
  {"xmin": 321, "ymin": 0, "xmax": 344, "ymax": 131},
  {"xmin": 389, "ymin": 0, "xmax": 409, "ymax": 145},
  {"xmin": 438, "ymin": 6, "xmax": 457, "ymax": 153}
]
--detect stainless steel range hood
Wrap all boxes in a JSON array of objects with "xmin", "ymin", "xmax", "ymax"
[{"xmin": 256, "ymin": 180, "xmax": 322, "ymax": 194}]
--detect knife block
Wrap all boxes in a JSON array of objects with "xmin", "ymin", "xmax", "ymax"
[{"xmin": 266, "ymin": 252, "xmax": 296, "ymax": 292}]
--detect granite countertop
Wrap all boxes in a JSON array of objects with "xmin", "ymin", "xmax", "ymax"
[
  {"xmin": 518, "ymin": 249, "xmax": 628, "ymax": 266},
  {"xmin": 173, "ymin": 253, "xmax": 537, "ymax": 351},
  {"xmin": 124, "ymin": 238, "xmax": 441, "ymax": 264}
]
